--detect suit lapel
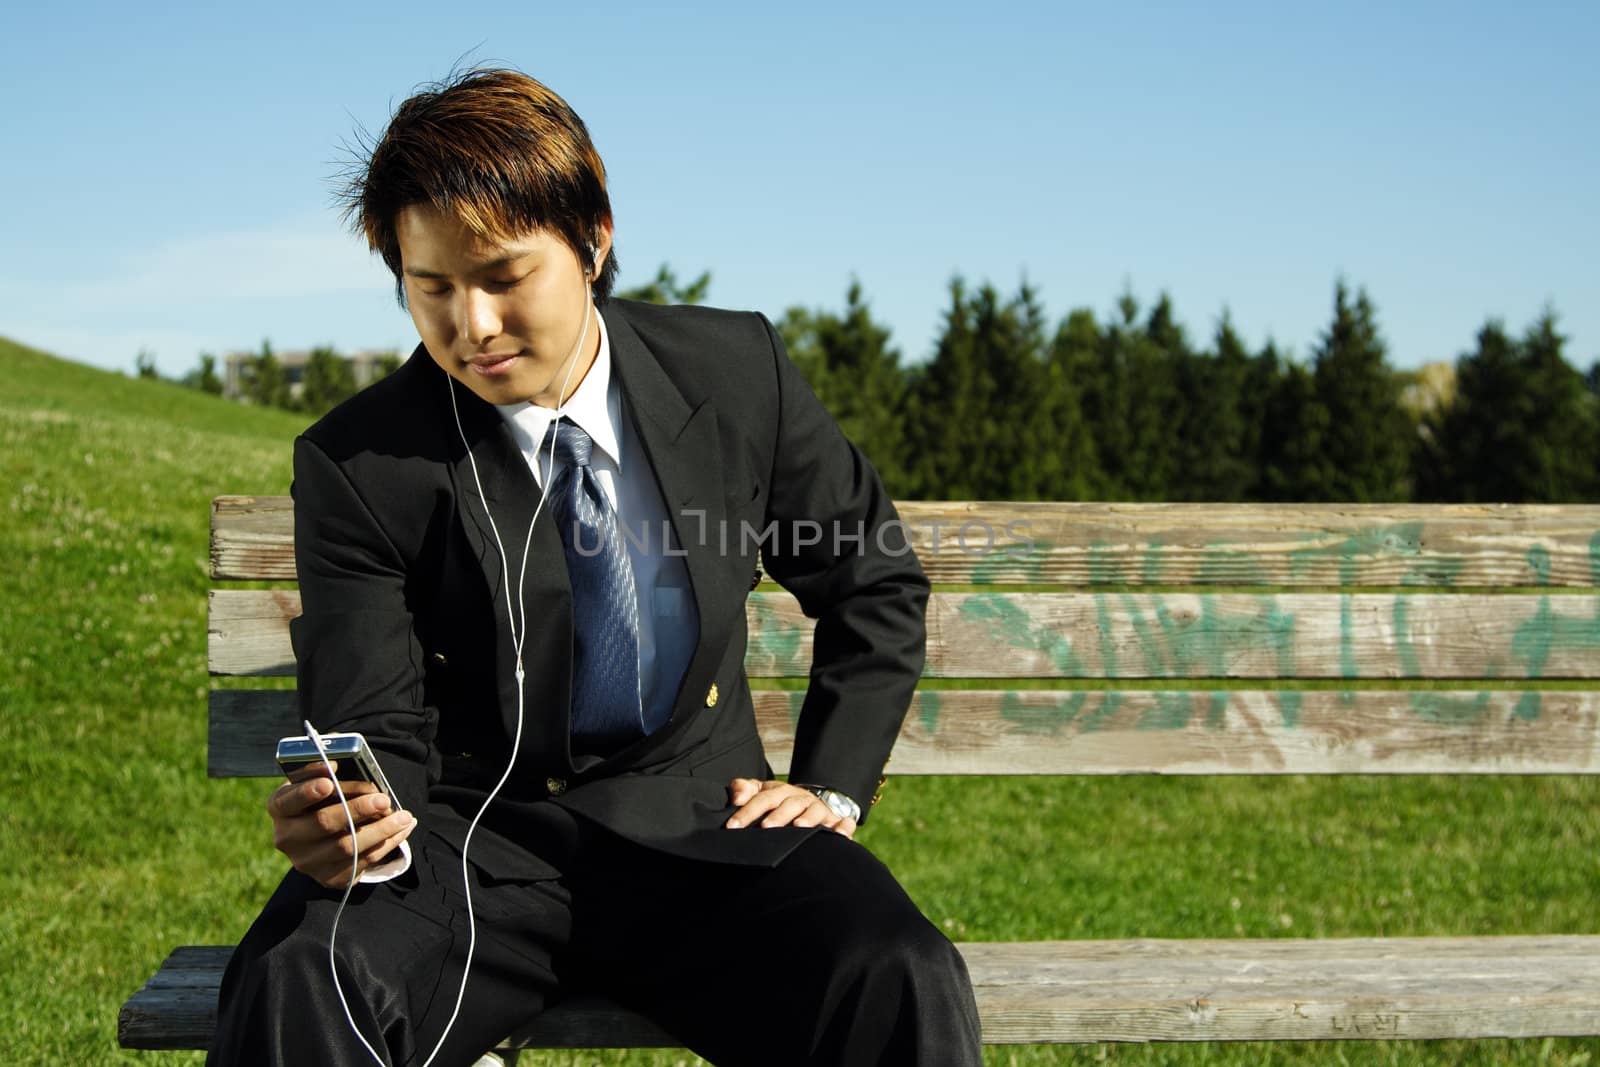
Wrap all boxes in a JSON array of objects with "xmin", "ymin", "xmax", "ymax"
[{"xmin": 607, "ymin": 306, "xmax": 736, "ymax": 735}]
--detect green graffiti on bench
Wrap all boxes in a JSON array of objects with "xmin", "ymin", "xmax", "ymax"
[
  {"xmin": 969, "ymin": 537, "xmax": 1055, "ymax": 585},
  {"xmin": 1509, "ymin": 595, "xmax": 1600, "ymax": 723},
  {"xmin": 777, "ymin": 529, "xmax": 1600, "ymax": 738},
  {"xmin": 955, "ymin": 592, "xmax": 1303, "ymax": 733},
  {"xmin": 1390, "ymin": 596, "xmax": 1496, "ymax": 723},
  {"xmin": 1291, "ymin": 524, "xmax": 1423, "ymax": 585},
  {"xmin": 954, "ymin": 595, "xmax": 1093, "ymax": 736},
  {"xmin": 746, "ymin": 594, "xmax": 803, "ymax": 676},
  {"xmin": 1528, "ymin": 545, "xmax": 1553, "ymax": 586}
]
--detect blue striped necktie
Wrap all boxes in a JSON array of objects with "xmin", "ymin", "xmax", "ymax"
[{"xmin": 543, "ymin": 420, "xmax": 644, "ymax": 754}]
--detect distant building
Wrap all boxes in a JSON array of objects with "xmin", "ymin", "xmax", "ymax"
[
  {"xmin": 222, "ymin": 349, "xmax": 398, "ymax": 402},
  {"xmin": 1399, "ymin": 361, "xmax": 1457, "ymax": 422}
]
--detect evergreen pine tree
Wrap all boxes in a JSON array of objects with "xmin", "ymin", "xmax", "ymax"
[
  {"xmin": 1519, "ymin": 312, "xmax": 1596, "ymax": 501},
  {"xmin": 1086, "ymin": 292, "xmax": 1138, "ymax": 498},
  {"xmin": 1415, "ymin": 321, "xmax": 1520, "ymax": 501},
  {"xmin": 1417, "ymin": 313, "xmax": 1593, "ymax": 502},
  {"xmin": 1176, "ymin": 314, "xmax": 1256, "ymax": 501},
  {"xmin": 1255, "ymin": 345, "xmax": 1323, "ymax": 501},
  {"xmin": 1302, "ymin": 282, "xmax": 1413, "ymax": 501},
  {"xmin": 905, "ymin": 279, "xmax": 990, "ymax": 499},
  {"xmin": 1043, "ymin": 307, "xmax": 1104, "ymax": 500},
  {"xmin": 973, "ymin": 282, "xmax": 1056, "ymax": 499},
  {"xmin": 1092, "ymin": 292, "xmax": 1184, "ymax": 500},
  {"xmin": 778, "ymin": 283, "xmax": 909, "ymax": 494}
]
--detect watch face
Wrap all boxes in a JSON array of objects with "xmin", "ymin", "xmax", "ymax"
[{"xmin": 821, "ymin": 791, "xmax": 855, "ymax": 820}]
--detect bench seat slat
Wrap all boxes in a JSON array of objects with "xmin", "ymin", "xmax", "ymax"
[
  {"xmin": 208, "ymin": 689, "xmax": 1600, "ymax": 778},
  {"xmin": 209, "ymin": 590, "xmax": 1600, "ymax": 680},
  {"xmin": 120, "ymin": 936, "xmax": 1600, "ymax": 1049},
  {"xmin": 212, "ymin": 497, "xmax": 1600, "ymax": 588}
]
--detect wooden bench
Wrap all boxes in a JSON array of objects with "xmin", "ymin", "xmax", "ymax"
[{"xmin": 120, "ymin": 498, "xmax": 1600, "ymax": 1053}]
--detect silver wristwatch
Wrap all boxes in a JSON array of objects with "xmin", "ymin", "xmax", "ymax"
[{"xmin": 803, "ymin": 786, "xmax": 861, "ymax": 822}]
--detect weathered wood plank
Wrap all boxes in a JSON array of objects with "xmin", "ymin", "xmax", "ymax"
[
  {"xmin": 213, "ymin": 497, "xmax": 1600, "ymax": 587},
  {"xmin": 208, "ymin": 589, "xmax": 302, "ymax": 677},
  {"xmin": 117, "ymin": 947, "xmax": 677, "ymax": 1051},
  {"xmin": 211, "ymin": 496, "xmax": 296, "ymax": 581},
  {"xmin": 207, "ymin": 689, "xmax": 1600, "ymax": 778},
  {"xmin": 957, "ymin": 937, "xmax": 1600, "ymax": 1043},
  {"xmin": 210, "ymin": 589, "xmax": 1600, "ymax": 680},
  {"xmin": 119, "ymin": 936, "xmax": 1600, "ymax": 1049}
]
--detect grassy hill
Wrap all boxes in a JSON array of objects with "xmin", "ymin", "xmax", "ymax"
[{"xmin": 2, "ymin": 335, "xmax": 1597, "ymax": 1065}]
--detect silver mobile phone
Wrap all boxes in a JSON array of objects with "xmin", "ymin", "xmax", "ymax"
[{"xmin": 276, "ymin": 729, "xmax": 401, "ymax": 810}]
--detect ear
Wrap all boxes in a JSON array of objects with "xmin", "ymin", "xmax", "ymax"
[{"xmin": 589, "ymin": 220, "xmax": 614, "ymax": 280}]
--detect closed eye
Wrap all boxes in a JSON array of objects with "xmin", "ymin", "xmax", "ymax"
[{"xmin": 484, "ymin": 274, "xmax": 528, "ymax": 294}]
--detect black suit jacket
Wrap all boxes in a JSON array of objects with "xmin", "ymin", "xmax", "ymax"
[{"xmin": 289, "ymin": 300, "xmax": 928, "ymax": 882}]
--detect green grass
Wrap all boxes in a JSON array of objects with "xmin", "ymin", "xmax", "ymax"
[{"xmin": 2, "ymin": 334, "xmax": 1598, "ymax": 1066}]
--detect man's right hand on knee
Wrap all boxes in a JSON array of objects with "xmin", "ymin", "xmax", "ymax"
[{"xmin": 267, "ymin": 763, "xmax": 416, "ymax": 888}]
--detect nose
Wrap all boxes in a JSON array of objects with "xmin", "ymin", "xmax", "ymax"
[{"xmin": 459, "ymin": 288, "xmax": 501, "ymax": 346}]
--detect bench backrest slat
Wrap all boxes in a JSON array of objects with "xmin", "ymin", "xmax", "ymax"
[
  {"xmin": 210, "ymin": 498, "xmax": 1600, "ymax": 780},
  {"xmin": 209, "ymin": 589, "xmax": 1600, "ymax": 681},
  {"xmin": 212, "ymin": 497, "xmax": 1600, "ymax": 588},
  {"xmin": 207, "ymin": 688, "xmax": 1600, "ymax": 779}
]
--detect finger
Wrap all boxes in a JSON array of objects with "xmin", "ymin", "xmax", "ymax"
[
  {"xmin": 358, "ymin": 819, "xmax": 416, "ymax": 866},
  {"xmin": 727, "ymin": 778, "xmax": 762, "ymax": 806},
  {"xmin": 725, "ymin": 784, "xmax": 793, "ymax": 828},
  {"xmin": 302, "ymin": 809, "xmax": 415, "ymax": 885},
  {"xmin": 286, "ymin": 760, "xmax": 338, "ymax": 783},
  {"xmin": 311, "ymin": 789, "xmax": 395, "ymax": 837},
  {"xmin": 275, "ymin": 798, "xmax": 407, "ymax": 858},
  {"xmin": 792, "ymin": 802, "xmax": 841, "ymax": 830},
  {"xmin": 271, "ymin": 775, "xmax": 382, "ymax": 819},
  {"xmin": 832, "ymin": 816, "xmax": 858, "ymax": 840},
  {"xmin": 269, "ymin": 776, "xmax": 332, "ymax": 818},
  {"xmin": 759, "ymin": 793, "xmax": 823, "ymax": 829}
]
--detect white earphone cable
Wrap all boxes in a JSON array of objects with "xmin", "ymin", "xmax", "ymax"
[{"xmin": 318, "ymin": 290, "xmax": 594, "ymax": 1066}]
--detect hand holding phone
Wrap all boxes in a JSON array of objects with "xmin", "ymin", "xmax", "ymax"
[{"xmin": 268, "ymin": 723, "xmax": 414, "ymax": 888}]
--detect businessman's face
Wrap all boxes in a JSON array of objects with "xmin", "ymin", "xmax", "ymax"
[{"xmin": 396, "ymin": 202, "xmax": 611, "ymax": 409}]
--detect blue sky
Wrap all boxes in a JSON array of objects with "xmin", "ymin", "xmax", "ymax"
[{"xmin": 2, "ymin": 1, "xmax": 1595, "ymax": 377}]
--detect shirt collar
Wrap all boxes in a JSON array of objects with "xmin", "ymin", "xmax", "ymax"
[{"xmin": 493, "ymin": 308, "xmax": 622, "ymax": 470}]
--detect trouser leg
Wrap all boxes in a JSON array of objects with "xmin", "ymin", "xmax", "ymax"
[
  {"xmin": 208, "ymin": 832, "xmax": 571, "ymax": 1067},
  {"xmin": 564, "ymin": 828, "xmax": 982, "ymax": 1067}
]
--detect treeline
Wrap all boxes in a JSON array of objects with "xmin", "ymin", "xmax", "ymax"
[
  {"xmin": 230, "ymin": 342, "xmax": 404, "ymax": 415},
  {"xmin": 777, "ymin": 279, "xmax": 1599, "ymax": 505},
  {"xmin": 153, "ymin": 266, "xmax": 1598, "ymax": 503}
]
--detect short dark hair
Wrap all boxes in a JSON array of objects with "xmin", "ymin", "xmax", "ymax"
[{"xmin": 339, "ymin": 67, "xmax": 618, "ymax": 305}]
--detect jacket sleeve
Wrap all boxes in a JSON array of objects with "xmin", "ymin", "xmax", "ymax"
[
  {"xmin": 753, "ymin": 313, "xmax": 928, "ymax": 821},
  {"xmin": 288, "ymin": 434, "xmax": 437, "ymax": 819}
]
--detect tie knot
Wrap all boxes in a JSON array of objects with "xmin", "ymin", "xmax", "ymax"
[{"xmin": 544, "ymin": 419, "xmax": 594, "ymax": 468}]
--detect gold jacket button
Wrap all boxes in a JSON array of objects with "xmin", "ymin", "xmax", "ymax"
[
  {"xmin": 430, "ymin": 651, "xmax": 448, "ymax": 667},
  {"xmin": 705, "ymin": 683, "xmax": 719, "ymax": 708},
  {"xmin": 545, "ymin": 777, "xmax": 567, "ymax": 797}
]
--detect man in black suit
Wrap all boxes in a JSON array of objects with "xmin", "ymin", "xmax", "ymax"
[{"xmin": 208, "ymin": 68, "xmax": 981, "ymax": 1067}]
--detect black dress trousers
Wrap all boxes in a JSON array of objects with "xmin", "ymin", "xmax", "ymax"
[{"xmin": 208, "ymin": 815, "xmax": 982, "ymax": 1067}]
